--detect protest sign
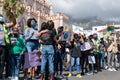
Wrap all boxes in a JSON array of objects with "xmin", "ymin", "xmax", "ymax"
[
  {"xmin": 72, "ymin": 25, "xmax": 83, "ymax": 33},
  {"xmin": 61, "ymin": 32, "xmax": 71, "ymax": 41}
]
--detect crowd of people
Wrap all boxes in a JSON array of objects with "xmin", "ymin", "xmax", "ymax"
[{"xmin": 0, "ymin": 14, "xmax": 120, "ymax": 80}]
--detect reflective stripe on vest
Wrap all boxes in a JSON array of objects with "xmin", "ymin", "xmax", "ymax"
[
  {"xmin": 3, "ymin": 24, "xmax": 10, "ymax": 45},
  {"xmin": 92, "ymin": 39, "xmax": 100, "ymax": 52}
]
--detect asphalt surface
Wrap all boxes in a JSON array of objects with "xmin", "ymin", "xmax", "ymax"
[
  {"xmin": 67, "ymin": 70, "xmax": 120, "ymax": 80},
  {"xmin": 17, "ymin": 69, "xmax": 120, "ymax": 80}
]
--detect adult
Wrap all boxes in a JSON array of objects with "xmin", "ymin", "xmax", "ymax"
[
  {"xmin": 45, "ymin": 20, "xmax": 57, "ymax": 80},
  {"xmin": 100, "ymin": 38, "xmax": 107, "ymax": 69},
  {"xmin": 92, "ymin": 33, "xmax": 101, "ymax": 72},
  {"xmin": 68, "ymin": 33, "xmax": 84, "ymax": 78},
  {"xmin": 0, "ymin": 14, "xmax": 15, "ymax": 79},
  {"xmin": 55, "ymin": 26, "xmax": 66, "ymax": 76},
  {"xmin": 81, "ymin": 35, "xmax": 92, "ymax": 75},
  {"xmin": 107, "ymin": 33, "xmax": 118, "ymax": 71},
  {"xmin": 37, "ymin": 22, "xmax": 56, "ymax": 80},
  {"xmin": 24, "ymin": 18, "xmax": 40, "ymax": 79}
]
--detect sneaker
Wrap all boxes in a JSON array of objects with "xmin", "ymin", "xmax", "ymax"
[
  {"xmin": 108, "ymin": 68, "xmax": 113, "ymax": 71},
  {"xmin": 89, "ymin": 72, "xmax": 94, "ymax": 75},
  {"xmin": 105, "ymin": 66, "xmax": 108, "ymax": 69},
  {"xmin": 56, "ymin": 74, "xmax": 64, "ymax": 79},
  {"xmin": 11, "ymin": 77, "xmax": 15, "ymax": 80},
  {"xmin": 76, "ymin": 74, "xmax": 82, "ymax": 78},
  {"xmin": 112, "ymin": 68, "xmax": 117, "ymax": 71},
  {"xmin": 15, "ymin": 77, "xmax": 18, "ymax": 80},
  {"xmin": 94, "ymin": 70, "xmax": 98, "ymax": 73},
  {"xmin": 68, "ymin": 73, "xmax": 72, "ymax": 77}
]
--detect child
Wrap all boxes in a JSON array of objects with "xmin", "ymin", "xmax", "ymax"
[{"xmin": 9, "ymin": 27, "xmax": 26, "ymax": 80}]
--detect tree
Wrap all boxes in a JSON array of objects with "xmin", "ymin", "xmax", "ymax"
[{"xmin": 3, "ymin": 0, "xmax": 24, "ymax": 26}]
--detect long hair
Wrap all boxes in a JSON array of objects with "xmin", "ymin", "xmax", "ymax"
[
  {"xmin": 47, "ymin": 20, "xmax": 54, "ymax": 30},
  {"xmin": 40, "ymin": 22, "xmax": 47, "ymax": 31}
]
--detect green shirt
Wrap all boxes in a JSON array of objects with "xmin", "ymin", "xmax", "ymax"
[{"xmin": 9, "ymin": 35, "xmax": 26, "ymax": 54}]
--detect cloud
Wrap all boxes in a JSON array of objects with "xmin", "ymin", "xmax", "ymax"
[{"xmin": 46, "ymin": 0, "xmax": 120, "ymax": 19}]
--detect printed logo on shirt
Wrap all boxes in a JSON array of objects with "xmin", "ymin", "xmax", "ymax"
[
  {"xmin": 11, "ymin": 38, "xmax": 17, "ymax": 45},
  {"xmin": 41, "ymin": 32, "xmax": 51, "ymax": 40}
]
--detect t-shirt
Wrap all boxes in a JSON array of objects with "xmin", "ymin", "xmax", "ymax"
[
  {"xmin": 25, "ymin": 28, "xmax": 38, "ymax": 41},
  {"xmin": 70, "ymin": 40, "xmax": 82, "ymax": 57},
  {"xmin": 0, "ymin": 24, "xmax": 5, "ymax": 45},
  {"xmin": 81, "ymin": 41, "xmax": 91, "ymax": 51},
  {"xmin": 40, "ymin": 30, "xmax": 55, "ymax": 45},
  {"xmin": 56, "ymin": 33, "xmax": 66, "ymax": 51},
  {"xmin": 100, "ymin": 40, "xmax": 106, "ymax": 51}
]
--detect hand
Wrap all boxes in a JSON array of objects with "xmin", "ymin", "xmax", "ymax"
[
  {"xmin": 39, "ymin": 40, "xmax": 43, "ymax": 44},
  {"xmin": 40, "ymin": 55, "xmax": 42, "ymax": 62},
  {"xmin": 41, "ymin": 30, "xmax": 48, "ymax": 33},
  {"xmin": 58, "ymin": 37, "xmax": 62, "ymax": 41},
  {"xmin": 36, "ymin": 50, "xmax": 41, "ymax": 54},
  {"xmin": 79, "ymin": 33, "xmax": 83, "ymax": 37},
  {"xmin": 15, "ymin": 24, "xmax": 20, "ymax": 27},
  {"xmin": 31, "ymin": 32, "xmax": 34, "ymax": 36},
  {"xmin": 37, "ymin": 29, "xmax": 48, "ymax": 38},
  {"xmin": 58, "ymin": 44, "xmax": 61, "ymax": 49}
]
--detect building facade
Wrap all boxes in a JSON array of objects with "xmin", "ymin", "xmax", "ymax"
[{"xmin": 0, "ymin": 0, "xmax": 69, "ymax": 30}]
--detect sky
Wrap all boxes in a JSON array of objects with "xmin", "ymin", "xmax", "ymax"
[{"xmin": 46, "ymin": 0, "xmax": 120, "ymax": 19}]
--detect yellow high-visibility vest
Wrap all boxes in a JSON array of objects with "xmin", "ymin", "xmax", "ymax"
[{"xmin": 3, "ymin": 24, "xmax": 10, "ymax": 45}]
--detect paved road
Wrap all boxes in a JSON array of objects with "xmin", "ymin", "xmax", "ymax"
[
  {"xmin": 18, "ymin": 69, "xmax": 120, "ymax": 80},
  {"xmin": 67, "ymin": 70, "xmax": 120, "ymax": 80}
]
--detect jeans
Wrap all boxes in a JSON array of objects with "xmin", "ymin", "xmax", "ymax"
[
  {"xmin": 41, "ymin": 45, "xmax": 54, "ymax": 74},
  {"xmin": 26, "ymin": 40, "xmax": 39, "ymax": 53},
  {"xmin": 101, "ymin": 51, "xmax": 105, "ymax": 68},
  {"xmin": 108, "ymin": 52, "xmax": 117, "ymax": 68},
  {"xmin": 9, "ymin": 54, "xmax": 21, "ymax": 77},
  {"xmin": 117, "ymin": 53, "xmax": 120, "ymax": 67},
  {"xmin": 69, "ymin": 57, "xmax": 81, "ymax": 73}
]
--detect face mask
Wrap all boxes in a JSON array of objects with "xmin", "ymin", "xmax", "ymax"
[
  {"xmin": 14, "ymin": 34, "xmax": 19, "ymax": 37},
  {"xmin": 13, "ymin": 32, "xmax": 19, "ymax": 37},
  {"xmin": 94, "ymin": 37, "xmax": 97, "ymax": 40},
  {"xmin": 31, "ymin": 22, "xmax": 38, "ymax": 28}
]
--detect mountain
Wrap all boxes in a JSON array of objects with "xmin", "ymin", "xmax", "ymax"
[{"xmin": 69, "ymin": 16, "xmax": 120, "ymax": 30}]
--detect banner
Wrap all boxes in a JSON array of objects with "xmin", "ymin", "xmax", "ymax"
[
  {"xmin": 61, "ymin": 32, "xmax": 71, "ymax": 41},
  {"xmin": 72, "ymin": 25, "xmax": 83, "ymax": 33}
]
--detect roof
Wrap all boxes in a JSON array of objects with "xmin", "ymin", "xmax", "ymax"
[{"xmin": 98, "ymin": 28, "xmax": 107, "ymax": 32}]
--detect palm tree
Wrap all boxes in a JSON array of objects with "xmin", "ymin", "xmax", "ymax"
[{"xmin": 3, "ymin": 0, "xmax": 24, "ymax": 26}]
